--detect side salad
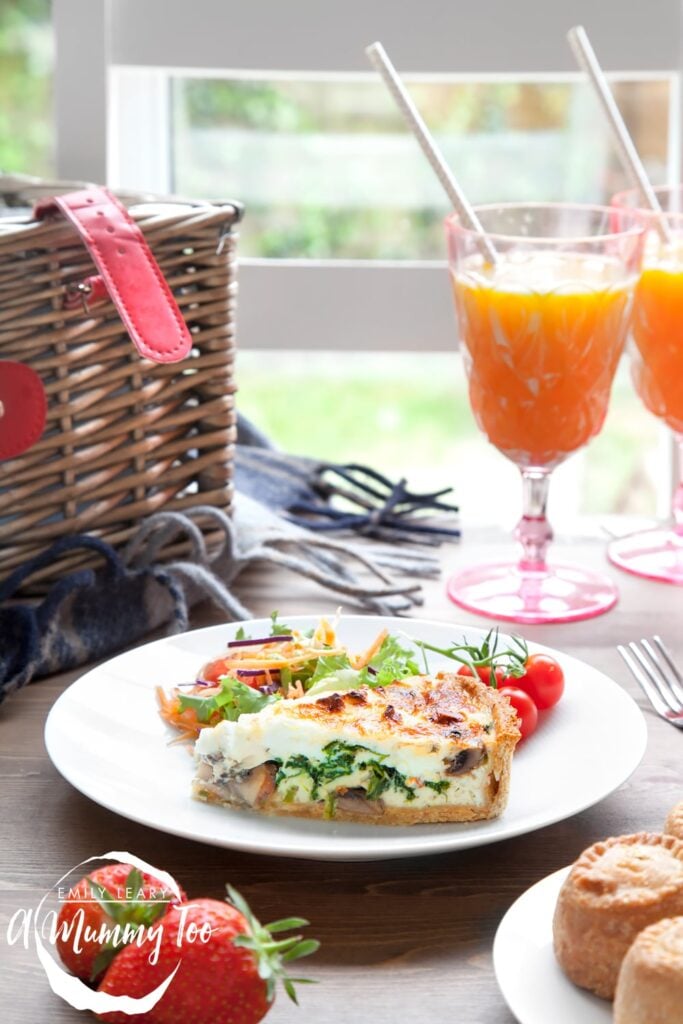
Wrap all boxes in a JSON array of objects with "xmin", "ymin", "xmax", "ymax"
[{"xmin": 157, "ymin": 613, "xmax": 564, "ymax": 743}]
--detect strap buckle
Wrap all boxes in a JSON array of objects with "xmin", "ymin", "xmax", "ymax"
[{"xmin": 64, "ymin": 280, "xmax": 93, "ymax": 315}]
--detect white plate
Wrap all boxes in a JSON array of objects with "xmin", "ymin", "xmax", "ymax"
[
  {"xmin": 45, "ymin": 615, "xmax": 646, "ymax": 862},
  {"xmin": 494, "ymin": 867, "xmax": 610, "ymax": 1023}
]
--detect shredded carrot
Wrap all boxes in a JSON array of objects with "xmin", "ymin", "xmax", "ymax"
[
  {"xmin": 158, "ymin": 619, "xmax": 395, "ymax": 741},
  {"xmin": 156, "ymin": 685, "xmax": 218, "ymax": 740},
  {"xmin": 168, "ymin": 729, "xmax": 199, "ymax": 746},
  {"xmin": 350, "ymin": 629, "xmax": 389, "ymax": 670},
  {"xmin": 156, "ymin": 685, "xmax": 177, "ymax": 720},
  {"xmin": 218, "ymin": 649, "xmax": 348, "ymax": 672},
  {"xmin": 313, "ymin": 618, "xmax": 337, "ymax": 647}
]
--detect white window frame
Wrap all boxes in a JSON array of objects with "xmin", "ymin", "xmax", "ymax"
[{"xmin": 53, "ymin": 0, "xmax": 683, "ymax": 351}]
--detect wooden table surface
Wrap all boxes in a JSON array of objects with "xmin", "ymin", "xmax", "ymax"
[{"xmin": 2, "ymin": 533, "xmax": 682, "ymax": 1023}]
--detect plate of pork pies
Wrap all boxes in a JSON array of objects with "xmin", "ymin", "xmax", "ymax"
[{"xmin": 494, "ymin": 801, "xmax": 683, "ymax": 1023}]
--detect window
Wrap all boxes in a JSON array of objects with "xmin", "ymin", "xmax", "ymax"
[
  {"xmin": 235, "ymin": 351, "xmax": 665, "ymax": 528},
  {"xmin": 0, "ymin": 0, "xmax": 53, "ymax": 179},
  {"xmin": 39, "ymin": 2, "xmax": 683, "ymax": 521},
  {"xmin": 168, "ymin": 76, "xmax": 670, "ymax": 261}
]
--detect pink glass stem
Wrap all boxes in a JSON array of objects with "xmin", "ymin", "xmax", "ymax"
[
  {"xmin": 607, "ymin": 435, "xmax": 683, "ymax": 582},
  {"xmin": 673, "ymin": 435, "xmax": 683, "ymax": 537},
  {"xmin": 515, "ymin": 470, "xmax": 553, "ymax": 572},
  {"xmin": 607, "ymin": 430, "xmax": 683, "ymax": 583}
]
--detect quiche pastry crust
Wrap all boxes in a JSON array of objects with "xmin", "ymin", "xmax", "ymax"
[
  {"xmin": 553, "ymin": 832, "xmax": 683, "ymax": 1000},
  {"xmin": 614, "ymin": 915, "xmax": 683, "ymax": 1024},
  {"xmin": 193, "ymin": 672, "xmax": 520, "ymax": 826},
  {"xmin": 665, "ymin": 800, "xmax": 683, "ymax": 841}
]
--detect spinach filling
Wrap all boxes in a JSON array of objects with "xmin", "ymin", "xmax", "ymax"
[{"xmin": 274, "ymin": 740, "xmax": 450, "ymax": 803}]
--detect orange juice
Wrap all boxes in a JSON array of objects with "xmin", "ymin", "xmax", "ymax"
[
  {"xmin": 452, "ymin": 253, "xmax": 635, "ymax": 467},
  {"xmin": 631, "ymin": 258, "xmax": 683, "ymax": 432}
]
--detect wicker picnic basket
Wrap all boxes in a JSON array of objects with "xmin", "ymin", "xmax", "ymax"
[{"xmin": 0, "ymin": 175, "xmax": 242, "ymax": 590}]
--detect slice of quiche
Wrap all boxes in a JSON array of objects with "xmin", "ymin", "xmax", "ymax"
[{"xmin": 192, "ymin": 672, "xmax": 520, "ymax": 825}]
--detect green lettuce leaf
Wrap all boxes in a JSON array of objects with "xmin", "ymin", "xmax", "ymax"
[
  {"xmin": 269, "ymin": 610, "xmax": 293, "ymax": 636},
  {"xmin": 178, "ymin": 676, "xmax": 279, "ymax": 723},
  {"xmin": 306, "ymin": 635, "xmax": 420, "ymax": 696},
  {"xmin": 359, "ymin": 634, "xmax": 420, "ymax": 686}
]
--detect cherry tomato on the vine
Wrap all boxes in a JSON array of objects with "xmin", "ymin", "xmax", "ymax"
[
  {"xmin": 458, "ymin": 664, "xmax": 507, "ymax": 687},
  {"xmin": 201, "ymin": 659, "xmax": 264, "ymax": 689},
  {"xmin": 499, "ymin": 686, "xmax": 539, "ymax": 740},
  {"xmin": 201, "ymin": 659, "xmax": 230, "ymax": 683},
  {"xmin": 516, "ymin": 654, "xmax": 564, "ymax": 710}
]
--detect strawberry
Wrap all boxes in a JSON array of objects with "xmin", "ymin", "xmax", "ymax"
[
  {"xmin": 97, "ymin": 886, "xmax": 319, "ymax": 1024},
  {"xmin": 56, "ymin": 863, "xmax": 186, "ymax": 983}
]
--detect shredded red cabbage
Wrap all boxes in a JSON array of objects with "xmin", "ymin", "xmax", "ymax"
[
  {"xmin": 235, "ymin": 668, "xmax": 281, "ymax": 678},
  {"xmin": 227, "ymin": 635, "xmax": 294, "ymax": 648}
]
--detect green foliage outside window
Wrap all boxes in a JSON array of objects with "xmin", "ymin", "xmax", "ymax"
[{"xmin": 0, "ymin": 0, "xmax": 52, "ymax": 177}]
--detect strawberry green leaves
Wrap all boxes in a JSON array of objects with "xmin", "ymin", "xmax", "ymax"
[
  {"xmin": 87, "ymin": 867, "xmax": 174, "ymax": 981},
  {"xmin": 226, "ymin": 886, "xmax": 319, "ymax": 1005}
]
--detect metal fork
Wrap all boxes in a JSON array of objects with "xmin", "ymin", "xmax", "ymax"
[{"xmin": 618, "ymin": 636, "xmax": 683, "ymax": 729}]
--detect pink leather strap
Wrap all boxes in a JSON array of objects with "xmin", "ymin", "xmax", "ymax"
[{"xmin": 34, "ymin": 188, "xmax": 192, "ymax": 364}]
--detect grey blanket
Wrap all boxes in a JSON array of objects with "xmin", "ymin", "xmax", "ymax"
[{"xmin": 0, "ymin": 424, "xmax": 459, "ymax": 703}]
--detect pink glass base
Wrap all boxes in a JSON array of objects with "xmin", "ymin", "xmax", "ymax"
[
  {"xmin": 447, "ymin": 561, "xmax": 618, "ymax": 625},
  {"xmin": 608, "ymin": 527, "xmax": 683, "ymax": 584}
]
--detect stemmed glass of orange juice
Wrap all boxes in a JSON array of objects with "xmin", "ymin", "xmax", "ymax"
[
  {"xmin": 608, "ymin": 186, "xmax": 683, "ymax": 583},
  {"xmin": 445, "ymin": 203, "xmax": 644, "ymax": 624}
]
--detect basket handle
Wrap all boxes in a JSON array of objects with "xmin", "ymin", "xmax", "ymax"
[{"xmin": 34, "ymin": 187, "xmax": 192, "ymax": 365}]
